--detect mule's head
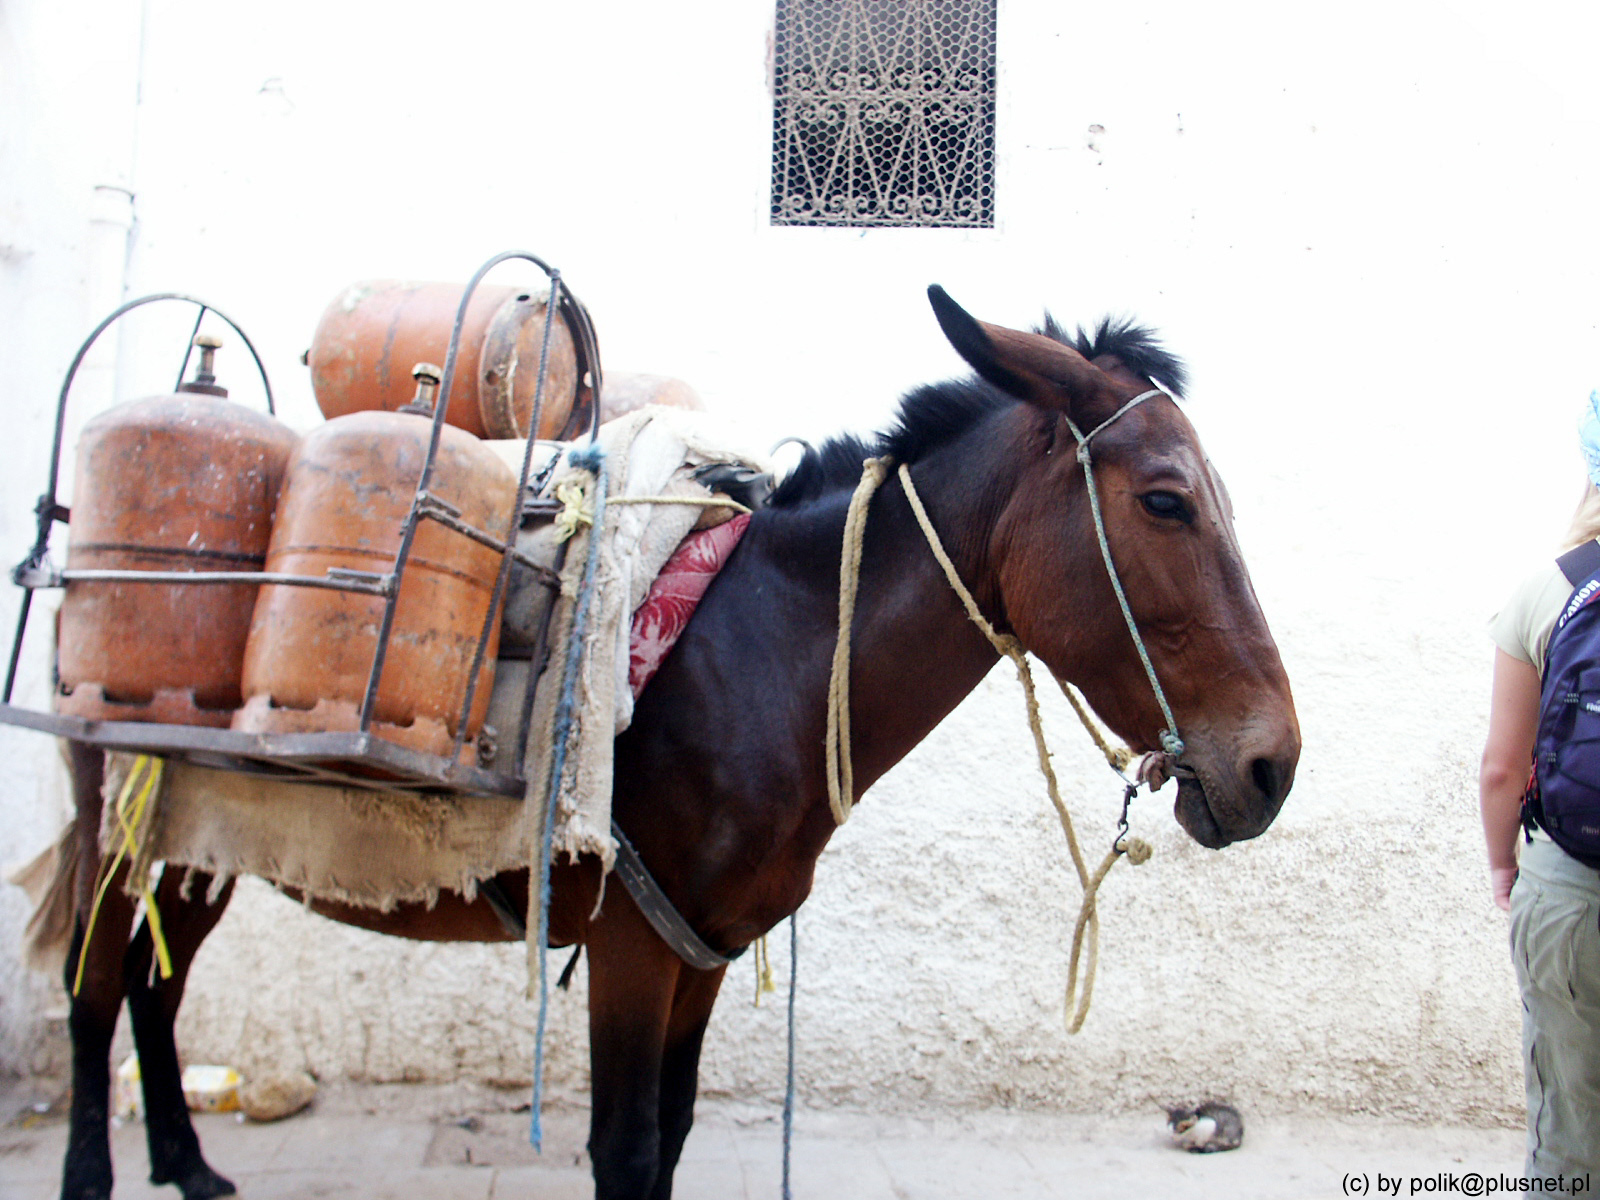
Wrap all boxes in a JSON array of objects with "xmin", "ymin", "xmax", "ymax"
[{"xmin": 927, "ymin": 285, "xmax": 1299, "ymax": 848}]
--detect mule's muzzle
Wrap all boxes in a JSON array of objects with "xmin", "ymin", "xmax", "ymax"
[
  {"xmin": 1171, "ymin": 742, "xmax": 1295, "ymax": 849},
  {"xmin": 1174, "ymin": 774, "xmax": 1228, "ymax": 848}
]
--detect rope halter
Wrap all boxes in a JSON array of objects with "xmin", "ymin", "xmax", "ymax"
[
  {"xmin": 1061, "ymin": 387, "xmax": 1185, "ymax": 758},
  {"xmin": 821, "ymin": 382, "xmax": 1184, "ymax": 1031}
]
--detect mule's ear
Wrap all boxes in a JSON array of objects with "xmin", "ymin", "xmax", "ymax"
[
  {"xmin": 927, "ymin": 285, "xmax": 1032, "ymax": 397},
  {"xmin": 926, "ymin": 284, "xmax": 1112, "ymax": 413}
]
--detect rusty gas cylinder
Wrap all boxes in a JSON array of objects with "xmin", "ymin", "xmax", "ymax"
[
  {"xmin": 233, "ymin": 366, "xmax": 518, "ymax": 759},
  {"xmin": 307, "ymin": 280, "xmax": 593, "ymax": 441},
  {"xmin": 56, "ymin": 336, "xmax": 299, "ymax": 726},
  {"xmin": 597, "ymin": 372, "xmax": 706, "ymax": 422}
]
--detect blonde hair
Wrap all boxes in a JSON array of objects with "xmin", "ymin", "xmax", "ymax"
[{"xmin": 1561, "ymin": 480, "xmax": 1600, "ymax": 550}]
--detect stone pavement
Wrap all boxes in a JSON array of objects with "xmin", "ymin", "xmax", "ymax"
[{"xmin": 1, "ymin": 1080, "xmax": 1528, "ymax": 1199}]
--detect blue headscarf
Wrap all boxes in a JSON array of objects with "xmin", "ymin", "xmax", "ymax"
[{"xmin": 1582, "ymin": 390, "xmax": 1600, "ymax": 487}]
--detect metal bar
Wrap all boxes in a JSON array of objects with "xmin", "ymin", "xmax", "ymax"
[
  {"xmin": 5, "ymin": 294, "xmax": 277, "ymax": 712},
  {"xmin": 52, "ymin": 570, "xmax": 393, "ymax": 595},
  {"xmin": 0, "ymin": 703, "xmax": 524, "ymax": 798},
  {"xmin": 174, "ymin": 306, "xmax": 207, "ymax": 391},
  {"xmin": 355, "ymin": 258, "xmax": 550, "ymax": 731},
  {"xmin": 556, "ymin": 280, "xmax": 604, "ymax": 444},
  {"xmin": 2, "ymin": 590, "xmax": 33, "ymax": 704},
  {"xmin": 415, "ymin": 495, "xmax": 555, "ymax": 576},
  {"xmin": 46, "ymin": 297, "xmax": 276, "ymax": 505},
  {"xmin": 524, "ymin": 270, "xmax": 557, "ymax": 464},
  {"xmin": 450, "ymin": 274, "xmax": 563, "ymax": 761},
  {"xmin": 415, "ymin": 509, "xmax": 560, "ymax": 589},
  {"xmin": 514, "ymin": 538, "xmax": 572, "ymax": 769}
]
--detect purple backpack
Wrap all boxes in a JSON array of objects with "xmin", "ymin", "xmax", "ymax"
[{"xmin": 1527, "ymin": 538, "xmax": 1600, "ymax": 869}]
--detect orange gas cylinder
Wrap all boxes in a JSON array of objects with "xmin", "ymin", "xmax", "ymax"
[
  {"xmin": 232, "ymin": 380, "xmax": 518, "ymax": 759},
  {"xmin": 56, "ymin": 337, "xmax": 299, "ymax": 726},
  {"xmin": 307, "ymin": 280, "xmax": 593, "ymax": 441},
  {"xmin": 597, "ymin": 372, "xmax": 706, "ymax": 421}
]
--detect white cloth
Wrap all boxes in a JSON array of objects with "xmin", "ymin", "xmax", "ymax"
[{"xmin": 524, "ymin": 406, "xmax": 766, "ymax": 880}]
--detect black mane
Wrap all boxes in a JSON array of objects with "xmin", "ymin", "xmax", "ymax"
[
  {"xmin": 769, "ymin": 313, "xmax": 1187, "ymax": 508},
  {"xmin": 1043, "ymin": 314, "xmax": 1189, "ymax": 398}
]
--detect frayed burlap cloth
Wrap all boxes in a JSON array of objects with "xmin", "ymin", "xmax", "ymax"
[{"xmin": 20, "ymin": 407, "xmax": 766, "ymax": 991}]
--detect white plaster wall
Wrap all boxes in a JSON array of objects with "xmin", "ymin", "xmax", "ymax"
[
  {"xmin": 5, "ymin": 0, "xmax": 1599, "ymax": 1124},
  {"xmin": 0, "ymin": 0, "xmax": 145, "ymax": 1075}
]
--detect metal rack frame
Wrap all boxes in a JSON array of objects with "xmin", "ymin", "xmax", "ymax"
[{"xmin": 0, "ymin": 251, "xmax": 601, "ymax": 798}]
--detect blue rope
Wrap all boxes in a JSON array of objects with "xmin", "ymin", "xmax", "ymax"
[
  {"xmin": 530, "ymin": 443, "xmax": 609, "ymax": 1151},
  {"xmin": 782, "ymin": 911, "xmax": 797, "ymax": 1199},
  {"xmin": 1061, "ymin": 389, "xmax": 1186, "ymax": 759}
]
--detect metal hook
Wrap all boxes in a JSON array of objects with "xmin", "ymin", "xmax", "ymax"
[{"xmin": 1114, "ymin": 781, "xmax": 1137, "ymax": 853}]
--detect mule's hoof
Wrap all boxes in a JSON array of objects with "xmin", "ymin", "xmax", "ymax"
[{"xmin": 158, "ymin": 1163, "xmax": 236, "ymax": 1199}]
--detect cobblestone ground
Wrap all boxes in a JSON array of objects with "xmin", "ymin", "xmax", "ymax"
[{"xmin": 1, "ymin": 1080, "xmax": 1526, "ymax": 1200}]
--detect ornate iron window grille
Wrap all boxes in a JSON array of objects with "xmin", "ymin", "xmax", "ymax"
[{"xmin": 770, "ymin": 0, "xmax": 997, "ymax": 229}]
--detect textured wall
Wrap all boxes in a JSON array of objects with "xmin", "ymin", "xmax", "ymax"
[
  {"xmin": 6, "ymin": 0, "xmax": 1599, "ymax": 1128},
  {"xmin": 168, "ymin": 698, "xmax": 1523, "ymax": 1124},
  {"xmin": 0, "ymin": 0, "xmax": 143, "ymax": 1077}
]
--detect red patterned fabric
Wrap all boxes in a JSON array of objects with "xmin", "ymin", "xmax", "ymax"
[{"xmin": 628, "ymin": 513, "xmax": 752, "ymax": 698}]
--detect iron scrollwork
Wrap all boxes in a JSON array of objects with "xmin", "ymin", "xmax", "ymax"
[{"xmin": 771, "ymin": 0, "xmax": 997, "ymax": 229}]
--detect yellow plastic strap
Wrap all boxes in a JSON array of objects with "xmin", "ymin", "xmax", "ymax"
[
  {"xmin": 116, "ymin": 756, "xmax": 172, "ymax": 980},
  {"xmin": 72, "ymin": 756, "xmax": 171, "ymax": 995}
]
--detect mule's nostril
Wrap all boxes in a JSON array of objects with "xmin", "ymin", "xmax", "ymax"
[{"xmin": 1251, "ymin": 757, "xmax": 1280, "ymax": 803}]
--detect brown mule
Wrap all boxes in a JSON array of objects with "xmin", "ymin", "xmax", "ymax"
[{"xmin": 55, "ymin": 288, "xmax": 1298, "ymax": 1200}]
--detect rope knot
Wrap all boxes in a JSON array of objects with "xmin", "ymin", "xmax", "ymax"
[
  {"xmin": 552, "ymin": 478, "xmax": 594, "ymax": 543},
  {"xmin": 1119, "ymin": 837, "xmax": 1154, "ymax": 866},
  {"xmin": 1159, "ymin": 730, "xmax": 1185, "ymax": 757}
]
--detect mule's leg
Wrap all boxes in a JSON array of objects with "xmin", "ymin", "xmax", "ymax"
[
  {"xmin": 61, "ymin": 894, "xmax": 138, "ymax": 1200},
  {"xmin": 649, "ymin": 964, "xmax": 728, "ymax": 1200},
  {"xmin": 584, "ymin": 887, "xmax": 686, "ymax": 1200},
  {"xmin": 61, "ymin": 888, "xmax": 138, "ymax": 1200},
  {"xmin": 125, "ymin": 868, "xmax": 236, "ymax": 1199},
  {"xmin": 60, "ymin": 742, "xmax": 137, "ymax": 1200}
]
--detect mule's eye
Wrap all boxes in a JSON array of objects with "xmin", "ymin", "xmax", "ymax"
[{"xmin": 1141, "ymin": 491, "xmax": 1192, "ymax": 523}]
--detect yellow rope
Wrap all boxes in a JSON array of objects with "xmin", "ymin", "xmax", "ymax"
[
  {"xmin": 891, "ymin": 463, "xmax": 1153, "ymax": 1032},
  {"xmin": 1055, "ymin": 678, "xmax": 1134, "ymax": 774},
  {"xmin": 752, "ymin": 934, "xmax": 778, "ymax": 1005},
  {"xmin": 555, "ymin": 475, "xmax": 752, "ymax": 545},
  {"xmin": 73, "ymin": 755, "xmax": 171, "ymax": 995},
  {"xmin": 608, "ymin": 495, "xmax": 752, "ymax": 514},
  {"xmin": 824, "ymin": 457, "xmax": 893, "ymax": 824}
]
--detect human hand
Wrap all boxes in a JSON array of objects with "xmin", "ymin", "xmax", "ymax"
[{"xmin": 1490, "ymin": 866, "xmax": 1517, "ymax": 912}]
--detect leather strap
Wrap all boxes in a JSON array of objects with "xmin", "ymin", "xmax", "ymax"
[
  {"xmin": 610, "ymin": 820, "xmax": 742, "ymax": 971},
  {"xmin": 1557, "ymin": 537, "xmax": 1600, "ymax": 588},
  {"xmin": 477, "ymin": 876, "xmax": 526, "ymax": 939}
]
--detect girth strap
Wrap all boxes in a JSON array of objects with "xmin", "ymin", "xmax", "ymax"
[{"xmin": 610, "ymin": 820, "xmax": 742, "ymax": 971}]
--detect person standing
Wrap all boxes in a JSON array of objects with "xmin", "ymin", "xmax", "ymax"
[{"xmin": 1480, "ymin": 396, "xmax": 1600, "ymax": 1180}]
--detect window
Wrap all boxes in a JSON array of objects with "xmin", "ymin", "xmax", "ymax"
[{"xmin": 770, "ymin": 0, "xmax": 997, "ymax": 229}]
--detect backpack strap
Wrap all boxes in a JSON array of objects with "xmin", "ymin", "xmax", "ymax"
[
  {"xmin": 1557, "ymin": 537, "xmax": 1600, "ymax": 588},
  {"xmin": 1527, "ymin": 538, "xmax": 1600, "ymax": 847}
]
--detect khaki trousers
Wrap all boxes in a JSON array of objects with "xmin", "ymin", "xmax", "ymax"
[{"xmin": 1510, "ymin": 836, "xmax": 1600, "ymax": 1178}]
